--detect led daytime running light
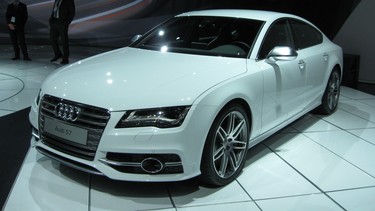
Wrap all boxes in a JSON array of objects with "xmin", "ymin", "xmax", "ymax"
[{"xmin": 116, "ymin": 106, "xmax": 190, "ymax": 128}]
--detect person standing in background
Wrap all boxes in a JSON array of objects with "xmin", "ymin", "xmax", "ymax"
[
  {"xmin": 6, "ymin": 0, "xmax": 31, "ymax": 61},
  {"xmin": 49, "ymin": 0, "xmax": 75, "ymax": 64}
]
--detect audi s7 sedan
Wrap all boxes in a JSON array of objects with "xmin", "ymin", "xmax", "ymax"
[{"xmin": 29, "ymin": 9, "xmax": 343, "ymax": 186}]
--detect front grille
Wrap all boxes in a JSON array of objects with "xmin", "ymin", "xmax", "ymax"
[{"xmin": 39, "ymin": 95, "xmax": 110, "ymax": 161}]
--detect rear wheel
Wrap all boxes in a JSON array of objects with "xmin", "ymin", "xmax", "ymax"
[
  {"xmin": 314, "ymin": 68, "xmax": 341, "ymax": 115},
  {"xmin": 200, "ymin": 104, "xmax": 249, "ymax": 186}
]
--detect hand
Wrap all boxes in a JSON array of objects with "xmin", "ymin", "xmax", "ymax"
[{"xmin": 8, "ymin": 23, "xmax": 16, "ymax": 30}]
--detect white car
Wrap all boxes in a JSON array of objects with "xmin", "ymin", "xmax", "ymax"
[{"xmin": 29, "ymin": 9, "xmax": 343, "ymax": 186}]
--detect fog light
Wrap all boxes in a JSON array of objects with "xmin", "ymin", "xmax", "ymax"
[{"xmin": 141, "ymin": 158, "xmax": 164, "ymax": 174}]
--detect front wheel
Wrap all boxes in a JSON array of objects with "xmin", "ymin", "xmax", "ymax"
[
  {"xmin": 200, "ymin": 104, "xmax": 250, "ymax": 186},
  {"xmin": 314, "ymin": 68, "xmax": 341, "ymax": 115}
]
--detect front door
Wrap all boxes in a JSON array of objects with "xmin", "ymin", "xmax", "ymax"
[{"xmin": 257, "ymin": 19, "xmax": 307, "ymax": 133}]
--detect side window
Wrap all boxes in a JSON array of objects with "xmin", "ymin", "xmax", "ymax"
[
  {"xmin": 290, "ymin": 20, "xmax": 323, "ymax": 49},
  {"xmin": 258, "ymin": 20, "xmax": 292, "ymax": 60}
]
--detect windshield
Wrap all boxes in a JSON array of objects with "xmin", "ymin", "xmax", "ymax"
[{"xmin": 131, "ymin": 16, "xmax": 264, "ymax": 58}]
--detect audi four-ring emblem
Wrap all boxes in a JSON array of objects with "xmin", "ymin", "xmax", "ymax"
[{"xmin": 55, "ymin": 102, "xmax": 81, "ymax": 121}]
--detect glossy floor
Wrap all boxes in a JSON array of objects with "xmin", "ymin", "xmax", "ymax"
[{"xmin": 1, "ymin": 45, "xmax": 375, "ymax": 211}]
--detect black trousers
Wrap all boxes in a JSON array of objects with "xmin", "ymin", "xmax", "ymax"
[
  {"xmin": 50, "ymin": 19, "xmax": 70, "ymax": 59},
  {"xmin": 9, "ymin": 27, "xmax": 28, "ymax": 58}
]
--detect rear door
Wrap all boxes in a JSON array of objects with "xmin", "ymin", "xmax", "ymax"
[{"xmin": 289, "ymin": 19, "xmax": 329, "ymax": 107}]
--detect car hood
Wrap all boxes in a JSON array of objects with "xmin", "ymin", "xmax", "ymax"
[{"xmin": 42, "ymin": 47, "xmax": 246, "ymax": 111}]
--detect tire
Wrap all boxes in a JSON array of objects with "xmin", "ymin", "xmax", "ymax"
[
  {"xmin": 314, "ymin": 68, "xmax": 341, "ymax": 115},
  {"xmin": 200, "ymin": 104, "xmax": 250, "ymax": 186}
]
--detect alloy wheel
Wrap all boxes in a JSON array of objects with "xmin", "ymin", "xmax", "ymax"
[
  {"xmin": 212, "ymin": 111, "xmax": 248, "ymax": 179},
  {"xmin": 327, "ymin": 71, "xmax": 340, "ymax": 110}
]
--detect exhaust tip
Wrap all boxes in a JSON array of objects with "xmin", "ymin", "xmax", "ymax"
[{"xmin": 141, "ymin": 158, "xmax": 164, "ymax": 174}]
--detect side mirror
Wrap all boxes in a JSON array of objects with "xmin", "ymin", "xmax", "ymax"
[
  {"xmin": 131, "ymin": 34, "xmax": 142, "ymax": 43},
  {"xmin": 266, "ymin": 46, "xmax": 298, "ymax": 64}
]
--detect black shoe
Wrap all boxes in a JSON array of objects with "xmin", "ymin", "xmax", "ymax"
[
  {"xmin": 24, "ymin": 57, "xmax": 32, "ymax": 61},
  {"xmin": 60, "ymin": 59, "xmax": 69, "ymax": 64},
  {"xmin": 11, "ymin": 57, "xmax": 20, "ymax": 60},
  {"xmin": 50, "ymin": 56, "xmax": 62, "ymax": 62}
]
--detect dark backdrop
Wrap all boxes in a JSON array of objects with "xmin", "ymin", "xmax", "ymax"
[{"xmin": 0, "ymin": 0, "xmax": 361, "ymax": 47}]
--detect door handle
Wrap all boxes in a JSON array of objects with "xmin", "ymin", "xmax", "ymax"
[
  {"xmin": 323, "ymin": 53, "xmax": 329, "ymax": 61},
  {"xmin": 298, "ymin": 60, "xmax": 306, "ymax": 70}
]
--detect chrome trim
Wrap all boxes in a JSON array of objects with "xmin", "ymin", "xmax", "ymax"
[
  {"xmin": 31, "ymin": 127, "xmax": 40, "ymax": 140},
  {"xmin": 99, "ymin": 158, "xmax": 140, "ymax": 167},
  {"xmin": 36, "ymin": 146, "xmax": 104, "ymax": 175},
  {"xmin": 141, "ymin": 158, "xmax": 164, "ymax": 174},
  {"xmin": 99, "ymin": 158, "xmax": 182, "ymax": 167},
  {"xmin": 54, "ymin": 102, "xmax": 81, "ymax": 122}
]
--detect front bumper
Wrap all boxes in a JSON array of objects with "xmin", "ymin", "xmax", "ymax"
[{"xmin": 29, "ymin": 98, "xmax": 215, "ymax": 182}]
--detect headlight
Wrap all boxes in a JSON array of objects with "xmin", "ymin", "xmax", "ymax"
[{"xmin": 116, "ymin": 106, "xmax": 190, "ymax": 128}]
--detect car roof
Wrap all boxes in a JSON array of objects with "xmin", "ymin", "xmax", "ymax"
[{"xmin": 176, "ymin": 9, "xmax": 301, "ymax": 22}]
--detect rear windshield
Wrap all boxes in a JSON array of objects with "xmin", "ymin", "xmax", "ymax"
[{"xmin": 131, "ymin": 16, "xmax": 264, "ymax": 58}]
